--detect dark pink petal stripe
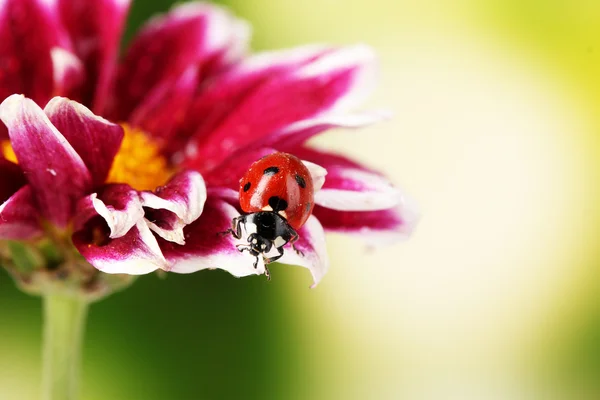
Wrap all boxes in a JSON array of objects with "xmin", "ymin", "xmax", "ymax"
[
  {"xmin": 44, "ymin": 97, "xmax": 123, "ymax": 186},
  {"xmin": 0, "ymin": 95, "xmax": 92, "ymax": 227},
  {"xmin": 58, "ymin": 0, "xmax": 131, "ymax": 112}
]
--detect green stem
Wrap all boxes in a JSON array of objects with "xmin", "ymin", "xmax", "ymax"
[{"xmin": 41, "ymin": 294, "xmax": 89, "ymax": 400}]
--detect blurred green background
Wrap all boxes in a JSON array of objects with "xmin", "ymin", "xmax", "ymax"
[{"xmin": 2, "ymin": 0, "xmax": 600, "ymax": 399}]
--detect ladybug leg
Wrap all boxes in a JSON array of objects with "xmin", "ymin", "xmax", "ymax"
[
  {"xmin": 219, "ymin": 215, "xmax": 245, "ymax": 238},
  {"xmin": 289, "ymin": 231, "xmax": 304, "ymax": 257},
  {"xmin": 264, "ymin": 246, "xmax": 284, "ymax": 264}
]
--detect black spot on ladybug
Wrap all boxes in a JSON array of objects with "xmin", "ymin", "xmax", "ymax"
[
  {"xmin": 264, "ymin": 166, "xmax": 279, "ymax": 176},
  {"xmin": 295, "ymin": 174, "xmax": 306, "ymax": 188},
  {"xmin": 268, "ymin": 196, "xmax": 288, "ymax": 211},
  {"xmin": 243, "ymin": 182, "xmax": 251, "ymax": 192},
  {"xmin": 305, "ymin": 202, "xmax": 311, "ymax": 212}
]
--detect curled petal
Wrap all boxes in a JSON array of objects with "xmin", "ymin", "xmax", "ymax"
[
  {"xmin": 111, "ymin": 1, "xmax": 248, "ymax": 121},
  {"xmin": 140, "ymin": 171, "xmax": 207, "ymax": 245},
  {"xmin": 0, "ymin": 0, "xmax": 77, "ymax": 105},
  {"xmin": 44, "ymin": 97, "xmax": 124, "ymax": 185},
  {"xmin": 73, "ymin": 219, "xmax": 168, "ymax": 274},
  {"xmin": 0, "ymin": 185, "xmax": 42, "ymax": 239},
  {"xmin": 58, "ymin": 0, "xmax": 131, "ymax": 112},
  {"xmin": 184, "ymin": 44, "xmax": 378, "ymax": 172},
  {"xmin": 75, "ymin": 184, "xmax": 143, "ymax": 239},
  {"xmin": 301, "ymin": 160, "xmax": 327, "ymax": 192},
  {"xmin": 0, "ymin": 95, "xmax": 92, "ymax": 227},
  {"xmin": 159, "ymin": 197, "xmax": 265, "ymax": 276},
  {"xmin": 278, "ymin": 216, "xmax": 329, "ymax": 288}
]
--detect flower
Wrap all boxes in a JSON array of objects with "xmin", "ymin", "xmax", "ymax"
[{"xmin": 0, "ymin": 0, "xmax": 418, "ymax": 290}]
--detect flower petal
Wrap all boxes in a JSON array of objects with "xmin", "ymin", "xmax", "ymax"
[
  {"xmin": 290, "ymin": 146, "xmax": 400, "ymax": 210},
  {"xmin": 75, "ymin": 184, "xmax": 144, "ymax": 239},
  {"xmin": 57, "ymin": 0, "xmax": 131, "ymax": 112},
  {"xmin": 203, "ymin": 147, "xmax": 278, "ymax": 189},
  {"xmin": 268, "ymin": 110, "xmax": 392, "ymax": 149},
  {"xmin": 301, "ymin": 160, "xmax": 327, "ymax": 192},
  {"xmin": 44, "ymin": 97, "xmax": 124, "ymax": 185},
  {"xmin": 0, "ymin": 0, "xmax": 77, "ymax": 105},
  {"xmin": 140, "ymin": 171, "xmax": 206, "ymax": 245},
  {"xmin": 0, "ymin": 157, "xmax": 26, "ymax": 204},
  {"xmin": 177, "ymin": 45, "xmax": 331, "ymax": 159},
  {"xmin": 278, "ymin": 215, "xmax": 329, "ymax": 288},
  {"xmin": 158, "ymin": 197, "xmax": 265, "ymax": 277},
  {"xmin": 313, "ymin": 203, "xmax": 420, "ymax": 246},
  {"xmin": 0, "ymin": 185, "xmax": 42, "ymax": 239},
  {"xmin": 0, "ymin": 95, "xmax": 92, "ymax": 227},
  {"xmin": 183, "ymin": 44, "xmax": 378, "ymax": 172},
  {"xmin": 72, "ymin": 219, "xmax": 168, "ymax": 274},
  {"xmin": 129, "ymin": 66, "xmax": 200, "ymax": 147},
  {"xmin": 110, "ymin": 1, "xmax": 248, "ymax": 121}
]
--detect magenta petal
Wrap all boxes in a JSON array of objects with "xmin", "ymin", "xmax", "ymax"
[
  {"xmin": 74, "ymin": 184, "xmax": 144, "ymax": 239},
  {"xmin": 0, "ymin": 185, "xmax": 42, "ymax": 239},
  {"xmin": 314, "ymin": 204, "xmax": 419, "ymax": 246},
  {"xmin": 0, "ymin": 157, "xmax": 26, "ymax": 204},
  {"xmin": 268, "ymin": 110, "xmax": 391, "ymax": 149},
  {"xmin": 129, "ymin": 66, "xmax": 199, "ymax": 147},
  {"xmin": 140, "ymin": 171, "xmax": 206, "ymax": 245},
  {"xmin": 44, "ymin": 97, "xmax": 123, "ymax": 185},
  {"xmin": 278, "ymin": 215, "xmax": 329, "ymax": 288},
  {"xmin": 0, "ymin": 0, "xmax": 76, "ymax": 105},
  {"xmin": 111, "ymin": 2, "xmax": 248, "ymax": 121},
  {"xmin": 159, "ymin": 197, "xmax": 264, "ymax": 276},
  {"xmin": 184, "ymin": 45, "xmax": 377, "ymax": 172},
  {"xmin": 73, "ymin": 220, "xmax": 168, "ymax": 275},
  {"xmin": 203, "ymin": 147, "xmax": 278, "ymax": 189},
  {"xmin": 58, "ymin": 0, "xmax": 131, "ymax": 112},
  {"xmin": 0, "ymin": 95, "xmax": 92, "ymax": 227},
  {"xmin": 177, "ymin": 45, "xmax": 331, "ymax": 161}
]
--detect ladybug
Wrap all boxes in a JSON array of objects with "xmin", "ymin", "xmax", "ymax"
[{"xmin": 224, "ymin": 152, "xmax": 315, "ymax": 279}]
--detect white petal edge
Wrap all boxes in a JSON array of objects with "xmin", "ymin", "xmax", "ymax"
[
  {"xmin": 301, "ymin": 160, "xmax": 327, "ymax": 192},
  {"xmin": 295, "ymin": 44, "xmax": 378, "ymax": 112},
  {"xmin": 314, "ymin": 168, "xmax": 403, "ymax": 211},
  {"xmin": 91, "ymin": 192, "xmax": 144, "ymax": 239},
  {"xmin": 168, "ymin": 201, "xmax": 266, "ymax": 276},
  {"xmin": 278, "ymin": 215, "xmax": 329, "ymax": 288},
  {"xmin": 92, "ymin": 221, "xmax": 169, "ymax": 275}
]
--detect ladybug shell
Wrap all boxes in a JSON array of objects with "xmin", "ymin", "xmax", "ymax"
[{"xmin": 239, "ymin": 152, "xmax": 314, "ymax": 230}]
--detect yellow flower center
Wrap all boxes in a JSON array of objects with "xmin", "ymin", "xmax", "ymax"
[
  {"xmin": 1, "ymin": 140, "xmax": 17, "ymax": 163},
  {"xmin": 106, "ymin": 124, "xmax": 172, "ymax": 191},
  {"xmin": 1, "ymin": 124, "xmax": 172, "ymax": 191}
]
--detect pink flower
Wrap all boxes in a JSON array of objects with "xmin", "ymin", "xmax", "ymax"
[{"xmin": 0, "ymin": 0, "xmax": 418, "ymax": 288}]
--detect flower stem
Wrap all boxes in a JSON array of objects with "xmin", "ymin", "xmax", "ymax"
[{"xmin": 41, "ymin": 294, "xmax": 89, "ymax": 400}]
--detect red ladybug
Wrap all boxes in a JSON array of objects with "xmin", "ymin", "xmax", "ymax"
[{"xmin": 224, "ymin": 152, "xmax": 314, "ymax": 279}]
